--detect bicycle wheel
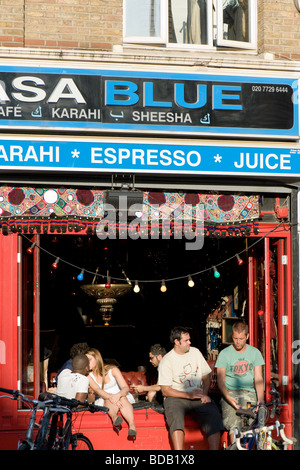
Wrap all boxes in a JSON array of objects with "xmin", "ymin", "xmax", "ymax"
[
  {"xmin": 70, "ymin": 433, "xmax": 94, "ymax": 450},
  {"xmin": 18, "ymin": 441, "xmax": 32, "ymax": 451},
  {"xmin": 35, "ymin": 410, "xmax": 53, "ymax": 450}
]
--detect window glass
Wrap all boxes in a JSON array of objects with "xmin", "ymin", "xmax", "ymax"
[
  {"xmin": 222, "ymin": 0, "xmax": 249, "ymax": 42},
  {"xmin": 125, "ymin": 0, "xmax": 162, "ymax": 39},
  {"xmin": 217, "ymin": 0, "xmax": 256, "ymax": 49},
  {"xmin": 169, "ymin": 0, "xmax": 208, "ymax": 45},
  {"xmin": 124, "ymin": 0, "xmax": 256, "ymax": 50},
  {"xmin": 21, "ymin": 236, "xmax": 52, "ymax": 400}
]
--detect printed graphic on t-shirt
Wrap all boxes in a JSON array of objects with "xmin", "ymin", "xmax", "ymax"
[
  {"xmin": 230, "ymin": 358, "xmax": 253, "ymax": 376},
  {"xmin": 176, "ymin": 363, "xmax": 200, "ymax": 390}
]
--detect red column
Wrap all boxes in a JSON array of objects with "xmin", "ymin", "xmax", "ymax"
[
  {"xmin": 264, "ymin": 238, "xmax": 271, "ymax": 396},
  {"xmin": 0, "ymin": 233, "xmax": 19, "ymax": 428}
]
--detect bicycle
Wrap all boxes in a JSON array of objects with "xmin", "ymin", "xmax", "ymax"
[
  {"xmin": 0, "ymin": 386, "xmax": 64, "ymax": 450},
  {"xmin": 41, "ymin": 392, "xmax": 108, "ymax": 450},
  {"xmin": 0, "ymin": 387, "xmax": 108, "ymax": 450},
  {"xmin": 227, "ymin": 382, "xmax": 297, "ymax": 450}
]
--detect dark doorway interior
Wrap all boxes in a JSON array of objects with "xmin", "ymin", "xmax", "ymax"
[{"xmin": 37, "ymin": 234, "xmax": 250, "ymax": 374}]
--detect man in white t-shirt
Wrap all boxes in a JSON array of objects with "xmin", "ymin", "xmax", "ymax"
[
  {"xmin": 56, "ymin": 354, "xmax": 90, "ymax": 402},
  {"xmin": 158, "ymin": 327, "xmax": 223, "ymax": 450}
]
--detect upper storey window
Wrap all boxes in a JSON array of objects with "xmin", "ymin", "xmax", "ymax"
[{"xmin": 124, "ymin": 0, "xmax": 257, "ymax": 50}]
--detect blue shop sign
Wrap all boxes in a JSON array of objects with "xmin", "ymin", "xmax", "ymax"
[
  {"xmin": 0, "ymin": 66, "xmax": 298, "ymax": 138},
  {"xmin": 0, "ymin": 138, "xmax": 299, "ymax": 177}
]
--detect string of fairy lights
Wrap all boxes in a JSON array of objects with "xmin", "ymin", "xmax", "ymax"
[{"xmin": 20, "ymin": 221, "xmax": 285, "ymax": 293}]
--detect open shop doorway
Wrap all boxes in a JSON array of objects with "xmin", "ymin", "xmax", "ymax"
[
  {"xmin": 20, "ymin": 227, "xmax": 292, "ymax": 409},
  {"xmin": 34, "ymin": 234, "xmax": 250, "ymax": 373}
]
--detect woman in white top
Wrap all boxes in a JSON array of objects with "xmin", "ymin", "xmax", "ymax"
[{"xmin": 86, "ymin": 348, "xmax": 137, "ymax": 440}]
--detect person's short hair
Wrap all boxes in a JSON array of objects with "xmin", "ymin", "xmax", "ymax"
[
  {"xmin": 150, "ymin": 344, "xmax": 166, "ymax": 357},
  {"xmin": 72, "ymin": 354, "xmax": 89, "ymax": 371},
  {"xmin": 70, "ymin": 342, "xmax": 90, "ymax": 358},
  {"xmin": 232, "ymin": 321, "xmax": 249, "ymax": 335},
  {"xmin": 169, "ymin": 326, "xmax": 190, "ymax": 345}
]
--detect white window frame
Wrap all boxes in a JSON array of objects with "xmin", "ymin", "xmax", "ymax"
[
  {"xmin": 215, "ymin": 0, "xmax": 257, "ymax": 50},
  {"xmin": 123, "ymin": 0, "xmax": 257, "ymax": 51}
]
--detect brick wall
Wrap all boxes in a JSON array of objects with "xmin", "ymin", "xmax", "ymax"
[
  {"xmin": 258, "ymin": 0, "xmax": 300, "ymax": 60},
  {"xmin": 0, "ymin": 0, "xmax": 123, "ymax": 51},
  {"xmin": 0, "ymin": 0, "xmax": 24, "ymax": 48},
  {"xmin": 0, "ymin": 1, "xmax": 299, "ymax": 60}
]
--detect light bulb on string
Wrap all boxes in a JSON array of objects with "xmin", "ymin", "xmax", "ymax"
[
  {"xmin": 160, "ymin": 280, "xmax": 167, "ymax": 293},
  {"xmin": 77, "ymin": 269, "xmax": 84, "ymax": 281},
  {"xmin": 52, "ymin": 257, "xmax": 60, "ymax": 269},
  {"xmin": 188, "ymin": 275, "xmax": 194, "ymax": 287},
  {"xmin": 236, "ymin": 254, "xmax": 244, "ymax": 266},
  {"xmin": 133, "ymin": 281, "xmax": 140, "ymax": 293},
  {"xmin": 213, "ymin": 266, "xmax": 220, "ymax": 278},
  {"xmin": 26, "ymin": 242, "xmax": 36, "ymax": 254},
  {"xmin": 105, "ymin": 272, "xmax": 111, "ymax": 289}
]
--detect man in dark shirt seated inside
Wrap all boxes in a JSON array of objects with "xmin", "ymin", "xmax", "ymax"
[
  {"xmin": 56, "ymin": 342, "xmax": 90, "ymax": 383},
  {"xmin": 133, "ymin": 344, "xmax": 166, "ymax": 404}
]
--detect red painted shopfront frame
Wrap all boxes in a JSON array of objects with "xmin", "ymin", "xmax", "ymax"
[{"xmin": 0, "ymin": 223, "xmax": 294, "ymax": 450}]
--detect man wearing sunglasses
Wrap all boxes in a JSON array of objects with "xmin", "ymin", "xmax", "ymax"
[{"xmin": 133, "ymin": 344, "xmax": 166, "ymax": 403}]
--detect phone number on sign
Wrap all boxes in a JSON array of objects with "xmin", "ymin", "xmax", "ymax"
[{"xmin": 251, "ymin": 85, "xmax": 290, "ymax": 93}]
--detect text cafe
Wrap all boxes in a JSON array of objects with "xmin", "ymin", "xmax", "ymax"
[{"xmin": 0, "ymin": 64, "xmax": 299, "ymax": 450}]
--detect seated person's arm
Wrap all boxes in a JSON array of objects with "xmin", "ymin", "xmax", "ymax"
[
  {"xmin": 133, "ymin": 384, "xmax": 161, "ymax": 394},
  {"xmin": 111, "ymin": 367, "xmax": 130, "ymax": 400},
  {"xmin": 160, "ymin": 385, "xmax": 203, "ymax": 400},
  {"xmin": 88, "ymin": 376, "xmax": 111, "ymax": 401},
  {"xmin": 216, "ymin": 368, "xmax": 240, "ymax": 409},
  {"xmin": 254, "ymin": 365, "xmax": 264, "ymax": 404},
  {"xmin": 75, "ymin": 391, "xmax": 88, "ymax": 404},
  {"xmin": 201, "ymin": 373, "xmax": 211, "ymax": 396}
]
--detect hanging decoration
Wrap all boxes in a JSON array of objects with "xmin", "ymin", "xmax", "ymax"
[
  {"xmin": 213, "ymin": 266, "xmax": 221, "ymax": 278},
  {"xmin": 80, "ymin": 281, "xmax": 132, "ymax": 324},
  {"xmin": 0, "ymin": 185, "xmax": 263, "ymax": 245},
  {"xmin": 0, "ymin": 184, "xmax": 288, "ymax": 307},
  {"xmin": 21, "ymin": 221, "xmax": 285, "ymax": 289},
  {"xmin": 144, "ymin": 192, "xmax": 260, "ymax": 224},
  {"xmin": 0, "ymin": 186, "xmax": 260, "ymax": 224}
]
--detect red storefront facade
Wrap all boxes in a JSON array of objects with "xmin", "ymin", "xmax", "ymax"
[
  {"xmin": 0, "ymin": 60, "xmax": 299, "ymax": 451},
  {"xmin": 0, "ymin": 194, "xmax": 296, "ymax": 450}
]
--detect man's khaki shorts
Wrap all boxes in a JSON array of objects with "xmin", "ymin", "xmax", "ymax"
[{"xmin": 220, "ymin": 389, "xmax": 257, "ymax": 435}]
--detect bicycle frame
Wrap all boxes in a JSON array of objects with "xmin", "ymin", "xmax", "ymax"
[
  {"xmin": 0, "ymin": 387, "xmax": 108, "ymax": 451},
  {"xmin": 0, "ymin": 387, "xmax": 62, "ymax": 450},
  {"xmin": 20, "ymin": 401, "xmax": 43, "ymax": 450},
  {"xmin": 47, "ymin": 409, "xmax": 74, "ymax": 450},
  {"xmin": 231, "ymin": 382, "xmax": 296, "ymax": 450},
  {"xmin": 235, "ymin": 421, "xmax": 295, "ymax": 450},
  {"xmin": 48, "ymin": 406, "xmax": 99, "ymax": 450}
]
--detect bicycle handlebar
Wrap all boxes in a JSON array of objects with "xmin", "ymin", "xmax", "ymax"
[
  {"xmin": 235, "ymin": 383, "xmax": 284, "ymax": 424},
  {"xmin": 73, "ymin": 404, "xmax": 109, "ymax": 413},
  {"xmin": 39, "ymin": 392, "xmax": 84, "ymax": 408},
  {"xmin": 236, "ymin": 408, "xmax": 256, "ymax": 419},
  {"xmin": 0, "ymin": 387, "xmax": 108, "ymax": 414},
  {"xmin": 83, "ymin": 402, "xmax": 109, "ymax": 413},
  {"xmin": 235, "ymin": 422, "xmax": 296, "ymax": 450},
  {"xmin": 0, "ymin": 387, "xmax": 21, "ymax": 398},
  {"xmin": 38, "ymin": 392, "xmax": 108, "ymax": 413}
]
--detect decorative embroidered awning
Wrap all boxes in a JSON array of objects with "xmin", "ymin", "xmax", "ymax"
[{"xmin": 0, "ymin": 186, "xmax": 260, "ymax": 224}]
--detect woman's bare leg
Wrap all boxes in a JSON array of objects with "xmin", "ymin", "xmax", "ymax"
[
  {"xmin": 118, "ymin": 397, "xmax": 136, "ymax": 432},
  {"xmin": 104, "ymin": 401, "xmax": 120, "ymax": 427}
]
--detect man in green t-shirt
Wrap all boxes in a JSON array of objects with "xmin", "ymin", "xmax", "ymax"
[{"xmin": 215, "ymin": 320, "xmax": 265, "ymax": 443}]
